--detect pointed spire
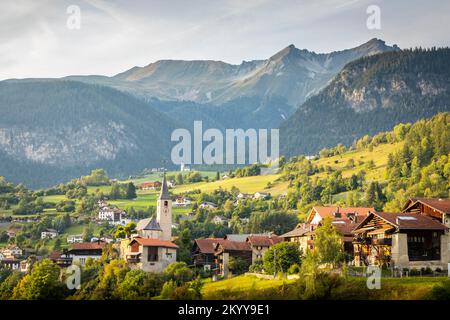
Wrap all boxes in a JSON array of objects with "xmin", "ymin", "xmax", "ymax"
[{"xmin": 159, "ymin": 173, "xmax": 171, "ymax": 200}]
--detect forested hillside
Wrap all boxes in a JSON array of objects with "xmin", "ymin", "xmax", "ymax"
[
  {"xmin": 0, "ymin": 80, "xmax": 176, "ymax": 187},
  {"xmin": 280, "ymin": 48, "xmax": 450, "ymax": 157},
  {"xmin": 281, "ymin": 113, "xmax": 449, "ymax": 214}
]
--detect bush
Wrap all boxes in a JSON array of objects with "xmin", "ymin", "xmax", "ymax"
[
  {"xmin": 248, "ymin": 259, "xmax": 264, "ymax": 273},
  {"xmin": 229, "ymin": 256, "xmax": 251, "ymax": 275},
  {"xmin": 409, "ymin": 268, "xmax": 420, "ymax": 276},
  {"xmin": 429, "ymin": 280, "xmax": 450, "ymax": 300},
  {"xmin": 288, "ymin": 264, "xmax": 301, "ymax": 275},
  {"xmin": 263, "ymin": 242, "xmax": 301, "ymax": 275}
]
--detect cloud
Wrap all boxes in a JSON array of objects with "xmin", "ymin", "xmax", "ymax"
[{"xmin": 0, "ymin": 0, "xmax": 449, "ymax": 80}]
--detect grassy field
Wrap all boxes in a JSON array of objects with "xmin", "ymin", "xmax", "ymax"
[
  {"xmin": 173, "ymin": 174, "xmax": 283, "ymax": 195},
  {"xmin": 202, "ymin": 274, "xmax": 447, "ymax": 300},
  {"xmin": 312, "ymin": 141, "xmax": 403, "ymax": 181},
  {"xmin": 202, "ymin": 275, "xmax": 297, "ymax": 299}
]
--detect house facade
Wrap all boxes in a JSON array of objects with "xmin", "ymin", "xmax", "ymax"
[
  {"xmin": 67, "ymin": 241, "xmax": 105, "ymax": 266},
  {"xmin": 192, "ymin": 238, "xmax": 225, "ymax": 270},
  {"xmin": 120, "ymin": 175, "xmax": 178, "ymax": 273},
  {"xmin": 281, "ymin": 206, "xmax": 373, "ymax": 255},
  {"xmin": 214, "ymin": 240, "xmax": 252, "ymax": 277},
  {"xmin": 352, "ymin": 211, "xmax": 449, "ymax": 270},
  {"xmin": 41, "ymin": 228, "xmax": 58, "ymax": 239},
  {"xmin": 246, "ymin": 235, "xmax": 282, "ymax": 261}
]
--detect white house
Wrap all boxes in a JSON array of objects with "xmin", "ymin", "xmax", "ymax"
[
  {"xmin": 67, "ymin": 234, "xmax": 84, "ymax": 244},
  {"xmin": 41, "ymin": 228, "xmax": 58, "ymax": 239},
  {"xmin": 1, "ymin": 246, "xmax": 22, "ymax": 258},
  {"xmin": 173, "ymin": 197, "xmax": 192, "ymax": 207},
  {"xmin": 98, "ymin": 205, "xmax": 125, "ymax": 224}
]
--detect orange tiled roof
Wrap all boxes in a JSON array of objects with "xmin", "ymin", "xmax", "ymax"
[
  {"xmin": 307, "ymin": 206, "xmax": 374, "ymax": 223},
  {"xmin": 132, "ymin": 237, "xmax": 178, "ymax": 249}
]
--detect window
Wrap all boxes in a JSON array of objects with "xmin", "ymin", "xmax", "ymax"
[
  {"xmin": 164, "ymin": 201, "xmax": 168, "ymax": 207},
  {"xmin": 148, "ymin": 247, "xmax": 158, "ymax": 262}
]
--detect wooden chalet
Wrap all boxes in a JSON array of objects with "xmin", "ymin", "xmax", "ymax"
[
  {"xmin": 214, "ymin": 240, "xmax": 252, "ymax": 276},
  {"xmin": 352, "ymin": 211, "xmax": 448, "ymax": 269},
  {"xmin": 192, "ymin": 238, "xmax": 225, "ymax": 270},
  {"xmin": 402, "ymin": 198, "xmax": 450, "ymax": 227}
]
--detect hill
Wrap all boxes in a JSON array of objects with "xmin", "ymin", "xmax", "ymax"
[{"xmin": 280, "ymin": 48, "xmax": 450, "ymax": 157}]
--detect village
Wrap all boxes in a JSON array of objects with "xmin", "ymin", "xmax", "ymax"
[{"xmin": 2, "ymin": 174, "xmax": 449, "ymax": 283}]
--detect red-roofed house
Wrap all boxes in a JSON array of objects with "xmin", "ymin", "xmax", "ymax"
[
  {"xmin": 402, "ymin": 198, "xmax": 450, "ymax": 227},
  {"xmin": 67, "ymin": 241, "xmax": 105, "ymax": 266},
  {"xmin": 281, "ymin": 206, "xmax": 372, "ymax": 255},
  {"xmin": 123, "ymin": 237, "xmax": 178, "ymax": 272}
]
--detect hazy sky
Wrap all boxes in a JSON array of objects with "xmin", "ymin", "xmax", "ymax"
[{"xmin": 1, "ymin": 0, "xmax": 449, "ymax": 80}]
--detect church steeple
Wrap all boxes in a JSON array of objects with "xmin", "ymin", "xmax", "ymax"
[
  {"xmin": 156, "ymin": 173, "xmax": 172, "ymax": 241},
  {"xmin": 159, "ymin": 173, "xmax": 171, "ymax": 200}
]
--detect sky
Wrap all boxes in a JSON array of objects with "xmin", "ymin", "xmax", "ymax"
[{"xmin": 1, "ymin": 0, "xmax": 449, "ymax": 80}]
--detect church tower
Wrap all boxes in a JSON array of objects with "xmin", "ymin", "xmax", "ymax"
[{"xmin": 156, "ymin": 174, "xmax": 172, "ymax": 241}]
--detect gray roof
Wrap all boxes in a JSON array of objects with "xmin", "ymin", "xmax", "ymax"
[
  {"xmin": 136, "ymin": 217, "xmax": 162, "ymax": 231},
  {"xmin": 159, "ymin": 174, "xmax": 171, "ymax": 200},
  {"xmin": 225, "ymin": 233, "xmax": 271, "ymax": 242}
]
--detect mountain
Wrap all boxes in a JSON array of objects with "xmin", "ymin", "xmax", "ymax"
[
  {"xmin": 280, "ymin": 48, "xmax": 450, "ymax": 157},
  {"xmin": 0, "ymin": 80, "xmax": 177, "ymax": 187},
  {"xmin": 66, "ymin": 38, "xmax": 398, "ymax": 129}
]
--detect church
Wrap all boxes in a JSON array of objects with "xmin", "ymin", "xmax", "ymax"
[{"xmin": 120, "ymin": 175, "xmax": 178, "ymax": 272}]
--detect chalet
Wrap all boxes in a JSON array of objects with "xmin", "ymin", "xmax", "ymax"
[
  {"xmin": 120, "ymin": 175, "xmax": 178, "ymax": 273},
  {"xmin": 352, "ymin": 211, "xmax": 448, "ymax": 269},
  {"xmin": 192, "ymin": 238, "xmax": 226, "ymax": 270},
  {"xmin": 0, "ymin": 258, "xmax": 20, "ymax": 270},
  {"xmin": 49, "ymin": 250, "xmax": 73, "ymax": 268},
  {"xmin": 41, "ymin": 228, "xmax": 58, "ymax": 239},
  {"xmin": 67, "ymin": 234, "xmax": 84, "ymax": 244},
  {"xmin": 402, "ymin": 198, "xmax": 450, "ymax": 227},
  {"xmin": 281, "ymin": 206, "xmax": 373, "ymax": 255},
  {"xmin": 246, "ymin": 235, "xmax": 282, "ymax": 261},
  {"xmin": 138, "ymin": 181, "xmax": 161, "ymax": 190},
  {"xmin": 67, "ymin": 241, "xmax": 105, "ymax": 266},
  {"xmin": 123, "ymin": 237, "xmax": 178, "ymax": 273},
  {"xmin": 214, "ymin": 240, "xmax": 252, "ymax": 277}
]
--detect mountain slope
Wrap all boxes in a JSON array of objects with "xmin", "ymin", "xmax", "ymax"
[
  {"xmin": 0, "ymin": 80, "xmax": 177, "ymax": 187},
  {"xmin": 67, "ymin": 38, "xmax": 398, "ymax": 108},
  {"xmin": 280, "ymin": 48, "xmax": 450, "ymax": 157}
]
